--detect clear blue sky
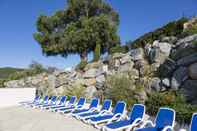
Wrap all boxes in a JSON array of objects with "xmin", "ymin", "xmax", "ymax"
[{"xmin": 0, "ymin": 0, "xmax": 196, "ymax": 69}]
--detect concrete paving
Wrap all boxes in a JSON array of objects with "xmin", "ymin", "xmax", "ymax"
[{"xmin": 0, "ymin": 106, "xmax": 98, "ymax": 131}]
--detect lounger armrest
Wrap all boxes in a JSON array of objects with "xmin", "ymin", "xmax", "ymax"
[
  {"xmin": 126, "ymin": 118, "xmax": 143, "ymax": 131},
  {"xmin": 89, "ymin": 107, "xmax": 98, "ymax": 112},
  {"xmin": 107, "ymin": 113, "xmax": 122, "ymax": 124},
  {"xmin": 139, "ymin": 120, "xmax": 155, "ymax": 128},
  {"xmin": 163, "ymin": 126, "xmax": 174, "ymax": 131},
  {"xmin": 179, "ymin": 129, "xmax": 187, "ymax": 131}
]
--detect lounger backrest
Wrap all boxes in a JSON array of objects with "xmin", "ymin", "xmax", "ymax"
[
  {"xmin": 191, "ymin": 113, "xmax": 197, "ymax": 131},
  {"xmin": 101, "ymin": 99, "xmax": 112, "ymax": 111},
  {"xmin": 77, "ymin": 97, "xmax": 86, "ymax": 106},
  {"xmin": 68, "ymin": 96, "xmax": 77, "ymax": 105},
  {"xmin": 112, "ymin": 101, "xmax": 126, "ymax": 114},
  {"xmin": 43, "ymin": 96, "xmax": 49, "ymax": 102},
  {"xmin": 129, "ymin": 104, "xmax": 145, "ymax": 121},
  {"xmin": 50, "ymin": 96, "xmax": 57, "ymax": 104},
  {"xmin": 59, "ymin": 96, "xmax": 67, "ymax": 105},
  {"xmin": 89, "ymin": 98, "xmax": 99, "ymax": 108},
  {"xmin": 155, "ymin": 108, "xmax": 175, "ymax": 129},
  {"xmin": 34, "ymin": 95, "xmax": 40, "ymax": 102}
]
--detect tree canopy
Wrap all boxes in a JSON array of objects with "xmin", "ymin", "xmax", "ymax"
[{"xmin": 34, "ymin": 0, "xmax": 120, "ymax": 62}]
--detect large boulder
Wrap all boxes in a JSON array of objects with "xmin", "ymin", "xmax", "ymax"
[
  {"xmin": 120, "ymin": 55, "xmax": 132, "ymax": 64},
  {"xmin": 181, "ymin": 80, "xmax": 197, "ymax": 104},
  {"xmin": 171, "ymin": 67, "xmax": 188, "ymax": 90},
  {"xmin": 118, "ymin": 61, "xmax": 134, "ymax": 72},
  {"xmin": 153, "ymin": 42, "xmax": 172, "ymax": 56},
  {"xmin": 129, "ymin": 48, "xmax": 144, "ymax": 61},
  {"xmin": 84, "ymin": 78, "xmax": 96, "ymax": 87},
  {"xmin": 158, "ymin": 58, "xmax": 177, "ymax": 77},
  {"xmin": 83, "ymin": 68, "xmax": 98, "ymax": 78},
  {"xmin": 176, "ymin": 34, "xmax": 197, "ymax": 47},
  {"xmin": 150, "ymin": 77, "xmax": 162, "ymax": 92},
  {"xmin": 162, "ymin": 78, "xmax": 170, "ymax": 88},
  {"xmin": 84, "ymin": 86, "xmax": 97, "ymax": 99},
  {"xmin": 188, "ymin": 63, "xmax": 197, "ymax": 80},
  {"xmin": 177, "ymin": 53, "xmax": 197, "ymax": 66}
]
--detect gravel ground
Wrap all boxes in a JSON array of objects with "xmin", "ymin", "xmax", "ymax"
[{"xmin": 0, "ymin": 106, "xmax": 98, "ymax": 131}]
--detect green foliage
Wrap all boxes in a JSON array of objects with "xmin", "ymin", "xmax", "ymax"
[
  {"xmin": 0, "ymin": 67, "xmax": 24, "ymax": 79},
  {"xmin": 109, "ymin": 45, "xmax": 129, "ymax": 54},
  {"xmin": 76, "ymin": 60, "xmax": 88, "ymax": 70},
  {"xmin": 0, "ymin": 62, "xmax": 47, "ymax": 87},
  {"xmin": 34, "ymin": 0, "xmax": 120, "ymax": 62},
  {"xmin": 93, "ymin": 43, "xmax": 101, "ymax": 62},
  {"xmin": 145, "ymin": 91, "xmax": 197, "ymax": 124},
  {"xmin": 131, "ymin": 17, "xmax": 188, "ymax": 48},
  {"xmin": 62, "ymin": 84, "xmax": 86, "ymax": 99},
  {"xmin": 184, "ymin": 25, "xmax": 197, "ymax": 35},
  {"xmin": 104, "ymin": 74, "xmax": 142, "ymax": 107}
]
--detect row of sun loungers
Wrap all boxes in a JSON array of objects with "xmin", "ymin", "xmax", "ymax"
[{"xmin": 20, "ymin": 95, "xmax": 197, "ymax": 131}]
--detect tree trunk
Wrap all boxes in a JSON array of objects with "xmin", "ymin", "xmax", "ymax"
[{"xmin": 80, "ymin": 51, "xmax": 88, "ymax": 62}]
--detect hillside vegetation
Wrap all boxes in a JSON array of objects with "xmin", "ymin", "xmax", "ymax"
[{"xmin": 0, "ymin": 67, "xmax": 24, "ymax": 79}]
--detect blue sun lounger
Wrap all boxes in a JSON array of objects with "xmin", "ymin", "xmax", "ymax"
[
  {"xmin": 77, "ymin": 99, "xmax": 112, "ymax": 121},
  {"xmin": 180, "ymin": 113, "xmax": 197, "ymax": 131},
  {"xmin": 51, "ymin": 96, "xmax": 76, "ymax": 112},
  {"xmin": 135, "ymin": 107, "xmax": 175, "ymax": 131},
  {"xmin": 20, "ymin": 95, "xmax": 40, "ymax": 106},
  {"xmin": 31, "ymin": 96, "xmax": 49, "ymax": 108},
  {"xmin": 102, "ymin": 104, "xmax": 145, "ymax": 131},
  {"xmin": 40, "ymin": 96, "xmax": 57, "ymax": 109},
  {"xmin": 72, "ymin": 98, "xmax": 99, "ymax": 117},
  {"xmin": 89, "ymin": 101, "xmax": 126, "ymax": 129},
  {"xmin": 58, "ymin": 97, "xmax": 86, "ymax": 113},
  {"xmin": 48, "ymin": 96, "xmax": 67, "ymax": 111}
]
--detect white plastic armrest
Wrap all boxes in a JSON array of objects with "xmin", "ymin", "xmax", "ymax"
[
  {"xmin": 163, "ymin": 126, "xmax": 174, "ymax": 131},
  {"xmin": 89, "ymin": 107, "xmax": 98, "ymax": 112},
  {"xmin": 126, "ymin": 118, "xmax": 142, "ymax": 131},
  {"xmin": 179, "ymin": 129, "xmax": 187, "ymax": 131},
  {"xmin": 139, "ymin": 120, "xmax": 155, "ymax": 128},
  {"xmin": 107, "ymin": 113, "xmax": 122, "ymax": 124}
]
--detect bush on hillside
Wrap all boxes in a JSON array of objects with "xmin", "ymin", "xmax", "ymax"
[
  {"xmin": 145, "ymin": 91, "xmax": 197, "ymax": 124},
  {"xmin": 131, "ymin": 17, "xmax": 188, "ymax": 48},
  {"xmin": 104, "ymin": 74, "xmax": 143, "ymax": 107},
  {"xmin": 184, "ymin": 25, "xmax": 197, "ymax": 35},
  {"xmin": 62, "ymin": 84, "xmax": 86, "ymax": 99},
  {"xmin": 109, "ymin": 45, "xmax": 129, "ymax": 54},
  {"xmin": 76, "ymin": 60, "xmax": 88, "ymax": 71}
]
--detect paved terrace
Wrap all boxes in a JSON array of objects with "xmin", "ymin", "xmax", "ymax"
[{"xmin": 0, "ymin": 106, "xmax": 98, "ymax": 131}]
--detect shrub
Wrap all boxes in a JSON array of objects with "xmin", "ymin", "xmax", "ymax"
[
  {"xmin": 62, "ymin": 84, "xmax": 86, "ymax": 99},
  {"xmin": 145, "ymin": 91, "xmax": 197, "ymax": 124},
  {"xmin": 130, "ymin": 17, "xmax": 188, "ymax": 48},
  {"xmin": 104, "ymin": 73, "xmax": 143, "ymax": 107},
  {"xmin": 76, "ymin": 60, "xmax": 88, "ymax": 70},
  {"xmin": 93, "ymin": 43, "xmax": 101, "ymax": 62},
  {"xmin": 184, "ymin": 25, "xmax": 197, "ymax": 35},
  {"xmin": 109, "ymin": 45, "xmax": 129, "ymax": 54}
]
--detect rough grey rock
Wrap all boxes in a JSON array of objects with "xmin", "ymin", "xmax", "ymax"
[
  {"xmin": 162, "ymin": 78, "xmax": 170, "ymax": 87},
  {"xmin": 129, "ymin": 48, "xmax": 144, "ymax": 60},
  {"xmin": 118, "ymin": 62, "xmax": 134, "ymax": 72},
  {"xmin": 181, "ymin": 80, "xmax": 197, "ymax": 104},
  {"xmin": 153, "ymin": 42, "xmax": 172, "ymax": 56},
  {"xmin": 84, "ymin": 86, "xmax": 97, "ymax": 99},
  {"xmin": 96, "ymin": 75, "xmax": 105, "ymax": 84},
  {"xmin": 150, "ymin": 77, "xmax": 161, "ymax": 92},
  {"xmin": 171, "ymin": 67, "xmax": 188, "ymax": 90},
  {"xmin": 120, "ymin": 55, "xmax": 132, "ymax": 64},
  {"xmin": 177, "ymin": 53, "xmax": 197, "ymax": 66},
  {"xmin": 189, "ymin": 63, "xmax": 197, "ymax": 80},
  {"xmin": 83, "ymin": 68, "xmax": 98, "ymax": 78},
  {"xmin": 176, "ymin": 34, "xmax": 197, "ymax": 47},
  {"xmin": 158, "ymin": 58, "xmax": 177, "ymax": 77},
  {"xmin": 144, "ymin": 44, "xmax": 152, "ymax": 57},
  {"xmin": 161, "ymin": 36, "xmax": 177, "ymax": 44}
]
